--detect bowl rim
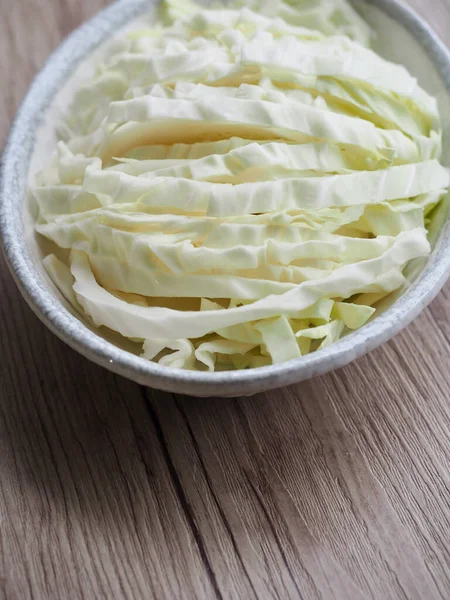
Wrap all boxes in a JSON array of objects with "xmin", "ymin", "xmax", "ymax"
[{"xmin": 1, "ymin": 0, "xmax": 450, "ymax": 397}]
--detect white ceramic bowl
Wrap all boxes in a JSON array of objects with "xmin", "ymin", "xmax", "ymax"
[{"xmin": 1, "ymin": 0, "xmax": 450, "ymax": 397}]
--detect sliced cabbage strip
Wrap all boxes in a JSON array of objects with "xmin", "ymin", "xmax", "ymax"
[{"xmin": 69, "ymin": 229, "xmax": 429, "ymax": 340}]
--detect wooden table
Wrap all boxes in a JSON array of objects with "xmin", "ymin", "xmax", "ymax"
[{"xmin": 2, "ymin": 1, "xmax": 450, "ymax": 598}]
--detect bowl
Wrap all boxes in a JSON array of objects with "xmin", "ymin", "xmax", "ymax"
[{"xmin": 1, "ymin": 0, "xmax": 450, "ymax": 398}]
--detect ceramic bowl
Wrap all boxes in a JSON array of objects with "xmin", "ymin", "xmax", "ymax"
[{"xmin": 1, "ymin": 0, "xmax": 450, "ymax": 397}]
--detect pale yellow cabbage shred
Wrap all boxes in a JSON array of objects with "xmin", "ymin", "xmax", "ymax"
[{"xmin": 34, "ymin": 0, "xmax": 449, "ymax": 372}]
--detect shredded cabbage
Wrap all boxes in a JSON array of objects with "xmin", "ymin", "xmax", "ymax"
[{"xmin": 33, "ymin": 0, "xmax": 449, "ymax": 371}]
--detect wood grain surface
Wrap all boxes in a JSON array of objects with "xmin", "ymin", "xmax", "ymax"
[{"xmin": 2, "ymin": 1, "xmax": 450, "ymax": 599}]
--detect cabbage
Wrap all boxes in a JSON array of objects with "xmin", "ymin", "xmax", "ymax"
[
  {"xmin": 104, "ymin": 91, "xmax": 436, "ymax": 164},
  {"xmin": 163, "ymin": 0, "xmax": 372, "ymax": 46},
  {"xmin": 81, "ymin": 159, "xmax": 448, "ymax": 216},
  {"xmin": 68, "ymin": 228, "xmax": 429, "ymax": 340},
  {"xmin": 32, "ymin": 0, "xmax": 448, "ymax": 372}
]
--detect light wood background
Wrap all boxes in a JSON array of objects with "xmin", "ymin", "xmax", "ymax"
[{"xmin": 2, "ymin": 1, "xmax": 450, "ymax": 599}]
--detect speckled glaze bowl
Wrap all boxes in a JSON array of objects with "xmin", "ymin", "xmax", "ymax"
[{"xmin": 1, "ymin": 0, "xmax": 450, "ymax": 397}]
